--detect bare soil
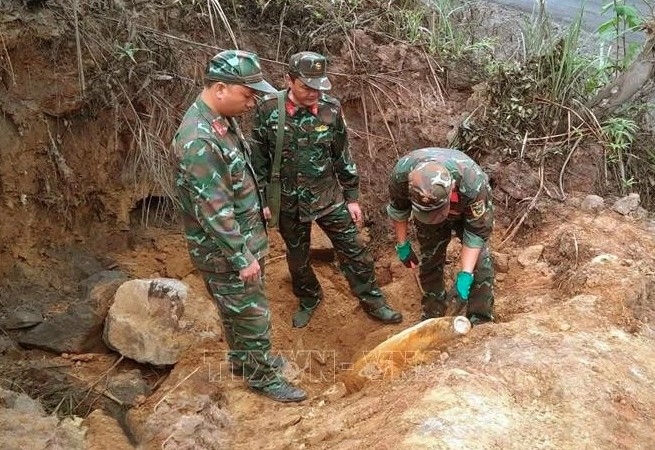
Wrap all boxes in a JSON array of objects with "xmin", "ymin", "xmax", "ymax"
[{"xmin": 2, "ymin": 1, "xmax": 655, "ymax": 449}]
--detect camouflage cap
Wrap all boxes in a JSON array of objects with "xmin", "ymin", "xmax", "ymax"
[
  {"xmin": 205, "ymin": 50, "xmax": 276, "ymax": 93},
  {"xmin": 287, "ymin": 51, "xmax": 332, "ymax": 91},
  {"xmin": 408, "ymin": 161, "xmax": 454, "ymax": 224}
]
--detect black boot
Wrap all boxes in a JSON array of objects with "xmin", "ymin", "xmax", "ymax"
[
  {"xmin": 292, "ymin": 298, "xmax": 321, "ymax": 328},
  {"xmin": 363, "ymin": 304, "xmax": 403, "ymax": 324},
  {"xmin": 250, "ymin": 379, "xmax": 307, "ymax": 403}
]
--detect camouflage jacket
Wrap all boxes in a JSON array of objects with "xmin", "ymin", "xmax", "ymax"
[
  {"xmin": 250, "ymin": 90, "xmax": 359, "ymax": 222},
  {"xmin": 387, "ymin": 148, "xmax": 494, "ymax": 248},
  {"xmin": 172, "ymin": 95, "xmax": 268, "ymax": 273}
]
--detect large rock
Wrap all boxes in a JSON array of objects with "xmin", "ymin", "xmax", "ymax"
[
  {"xmin": 0, "ymin": 306, "xmax": 43, "ymax": 330},
  {"xmin": 18, "ymin": 270, "xmax": 127, "ymax": 353},
  {"xmin": 84, "ymin": 409, "xmax": 134, "ymax": 450},
  {"xmin": 103, "ymin": 278, "xmax": 189, "ymax": 365},
  {"xmin": 612, "ymin": 193, "xmax": 640, "ymax": 215},
  {"xmin": 0, "ymin": 387, "xmax": 86, "ymax": 450}
]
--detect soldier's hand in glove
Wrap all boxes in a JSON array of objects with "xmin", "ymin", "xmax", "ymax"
[
  {"xmin": 455, "ymin": 271, "xmax": 474, "ymax": 300},
  {"xmin": 395, "ymin": 240, "xmax": 418, "ymax": 269}
]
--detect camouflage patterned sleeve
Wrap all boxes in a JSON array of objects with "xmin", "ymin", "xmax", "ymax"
[
  {"xmin": 178, "ymin": 138, "xmax": 256, "ymax": 270},
  {"xmin": 250, "ymin": 103, "xmax": 271, "ymax": 208},
  {"xmin": 386, "ymin": 173, "xmax": 412, "ymax": 222},
  {"xmin": 461, "ymin": 177, "xmax": 494, "ymax": 249},
  {"xmin": 331, "ymin": 109, "xmax": 359, "ymax": 202}
]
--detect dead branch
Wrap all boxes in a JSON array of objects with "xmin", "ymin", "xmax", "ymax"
[
  {"xmin": 498, "ymin": 162, "xmax": 546, "ymax": 248},
  {"xmin": 422, "ymin": 48, "xmax": 446, "ymax": 106},
  {"xmin": 45, "ymin": 126, "xmax": 74, "ymax": 182},
  {"xmin": 153, "ymin": 366, "xmax": 200, "ymax": 412},
  {"xmin": 366, "ymin": 84, "xmax": 399, "ymax": 157},
  {"xmin": 557, "ymin": 134, "xmax": 584, "ymax": 201},
  {"xmin": 586, "ymin": 34, "xmax": 655, "ymax": 120}
]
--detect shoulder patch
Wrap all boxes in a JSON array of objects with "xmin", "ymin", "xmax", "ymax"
[
  {"xmin": 261, "ymin": 92, "xmax": 279, "ymax": 103},
  {"xmin": 469, "ymin": 200, "xmax": 486, "ymax": 219}
]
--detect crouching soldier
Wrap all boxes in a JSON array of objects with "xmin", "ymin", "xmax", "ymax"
[{"xmin": 387, "ymin": 148, "xmax": 495, "ymax": 324}]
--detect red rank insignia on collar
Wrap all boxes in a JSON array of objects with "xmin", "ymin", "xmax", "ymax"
[
  {"xmin": 286, "ymin": 99, "xmax": 318, "ymax": 116},
  {"xmin": 212, "ymin": 119, "xmax": 227, "ymax": 136}
]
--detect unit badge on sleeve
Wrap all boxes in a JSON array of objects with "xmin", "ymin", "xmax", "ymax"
[{"xmin": 469, "ymin": 200, "xmax": 486, "ymax": 219}]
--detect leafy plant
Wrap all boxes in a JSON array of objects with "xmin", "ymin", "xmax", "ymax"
[
  {"xmin": 452, "ymin": 10, "xmax": 605, "ymax": 161},
  {"xmin": 597, "ymin": 0, "xmax": 643, "ymax": 73},
  {"xmin": 601, "ymin": 116, "xmax": 639, "ymax": 193}
]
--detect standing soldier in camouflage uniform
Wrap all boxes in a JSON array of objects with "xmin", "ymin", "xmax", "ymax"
[
  {"xmin": 387, "ymin": 148, "xmax": 495, "ymax": 324},
  {"xmin": 251, "ymin": 51, "xmax": 402, "ymax": 328},
  {"xmin": 172, "ymin": 50, "xmax": 306, "ymax": 402}
]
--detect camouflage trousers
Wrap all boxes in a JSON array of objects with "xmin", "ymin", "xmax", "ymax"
[
  {"xmin": 200, "ymin": 262, "xmax": 281, "ymax": 389},
  {"xmin": 278, "ymin": 203, "xmax": 386, "ymax": 311},
  {"xmin": 415, "ymin": 219, "xmax": 494, "ymax": 320}
]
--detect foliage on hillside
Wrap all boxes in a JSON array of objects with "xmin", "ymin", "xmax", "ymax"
[{"xmin": 2, "ymin": 0, "xmax": 653, "ymax": 217}]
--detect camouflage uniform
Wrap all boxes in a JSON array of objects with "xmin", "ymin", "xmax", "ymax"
[
  {"xmin": 251, "ymin": 52, "xmax": 401, "ymax": 326},
  {"xmin": 172, "ymin": 50, "xmax": 287, "ymax": 392},
  {"xmin": 387, "ymin": 148, "xmax": 495, "ymax": 321}
]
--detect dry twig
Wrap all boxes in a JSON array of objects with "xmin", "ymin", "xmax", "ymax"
[
  {"xmin": 557, "ymin": 134, "xmax": 584, "ymax": 200},
  {"xmin": 153, "ymin": 366, "xmax": 201, "ymax": 412},
  {"xmin": 499, "ymin": 162, "xmax": 546, "ymax": 248},
  {"xmin": 0, "ymin": 33, "xmax": 15, "ymax": 85},
  {"xmin": 73, "ymin": 0, "xmax": 85, "ymax": 96},
  {"xmin": 360, "ymin": 85, "xmax": 373, "ymax": 158},
  {"xmin": 422, "ymin": 48, "xmax": 446, "ymax": 106}
]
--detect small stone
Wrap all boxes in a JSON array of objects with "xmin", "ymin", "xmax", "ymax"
[
  {"xmin": 591, "ymin": 254, "xmax": 618, "ymax": 264},
  {"xmin": 495, "ymin": 273, "xmax": 507, "ymax": 282},
  {"xmin": 322, "ymin": 382, "xmax": 347, "ymax": 402},
  {"xmin": 580, "ymin": 195, "xmax": 605, "ymax": 212},
  {"xmin": 633, "ymin": 207, "xmax": 649, "ymax": 220},
  {"xmin": 517, "ymin": 245, "xmax": 544, "ymax": 267},
  {"xmin": 559, "ymin": 323, "xmax": 571, "ymax": 331},
  {"xmin": 492, "ymin": 252, "xmax": 510, "ymax": 273}
]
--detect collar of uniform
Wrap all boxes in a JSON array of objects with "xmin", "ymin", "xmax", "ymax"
[
  {"xmin": 285, "ymin": 93, "xmax": 319, "ymax": 117},
  {"xmin": 196, "ymin": 96, "xmax": 232, "ymax": 135}
]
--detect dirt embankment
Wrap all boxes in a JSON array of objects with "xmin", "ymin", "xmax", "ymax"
[{"xmin": 2, "ymin": 1, "xmax": 655, "ymax": 449}]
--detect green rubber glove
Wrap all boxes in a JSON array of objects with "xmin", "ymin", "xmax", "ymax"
[
  {"xmin": 455, "ymin": 271, "xmax": 474, "ymax": 300},
  {"xmin": 395, "ymin": 240, "xmax": 418, "ymax": 268}
]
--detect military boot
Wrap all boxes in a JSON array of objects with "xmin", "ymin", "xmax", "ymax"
[
  {"xmin": 363, "ymin": 304, "xmax": 403, "ymax": 324},
  {"xmin": 292, "ymin": 297, "xmax": 321, "ymax": 328},
  {"xmin": 250, "ymin": 379, "xmax": 307, "ymax": 403}
]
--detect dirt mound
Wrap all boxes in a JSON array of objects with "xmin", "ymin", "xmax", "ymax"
[{"xmin": 97, "ymin": 200, "xmax": 654, "ymax": 450}]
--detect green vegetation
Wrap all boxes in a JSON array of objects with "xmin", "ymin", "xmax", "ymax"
[
  {"xmin": 598, "ymin": 0, "xmax": 643, "ymax": 73},
  {"xmin": 601, "ymin": 116, "xmax": 639, "ymax": 193},
  {"xmin": 20, "ymin": 0, "xmax": 652, "ymax": 218}
]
